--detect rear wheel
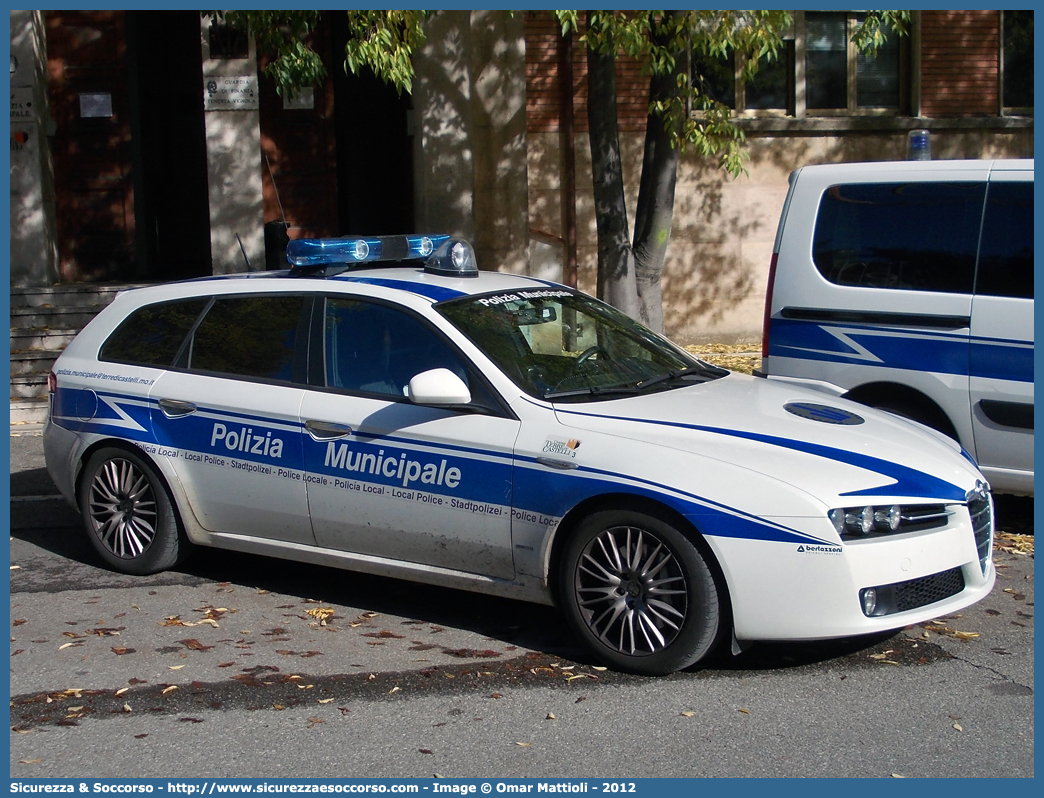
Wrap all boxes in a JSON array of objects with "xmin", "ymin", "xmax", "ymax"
[
  {"xmin": 559, "ymin": 509, "xmax": 720, "ymax": 675},
  {"xmin": 79, "ymin": 447, "xmax": 190, "ymax": 575}
]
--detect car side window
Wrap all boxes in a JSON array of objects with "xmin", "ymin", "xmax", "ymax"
[
  {"xmin": 976, "ymin": 181, "xmax": 1033, "ymax": 300},
  {"xmin": 323, "ymin": 298, "xmax": 469, "ymax": 398},
  {"xmin": 184, "ymin": 294, "xmax": 310, "ymax": 382},
  {"xmin": 99, "ymin": 298, "xmax": 209, "ymax": 367},
  {"xmin": 812, "ymin": 182, "xmax": 986, "ymax": 294}
]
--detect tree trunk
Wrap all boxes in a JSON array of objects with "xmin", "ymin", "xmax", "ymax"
[
  {"xmin": 585, "ymin": 14, "xmax": 640, "ymax": 320},
  {"xmin": 632, "ymin": 11, "xmax": 686, "ymax": 335}
]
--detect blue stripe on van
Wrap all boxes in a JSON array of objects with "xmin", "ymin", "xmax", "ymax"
[{"xmin": 768, "ymin": 318, "xmax": 1032, "ymax": 383}]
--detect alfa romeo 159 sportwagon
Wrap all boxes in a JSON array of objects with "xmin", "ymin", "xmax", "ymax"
[{"xmin": 44, "ymin": 235, "xmax": 995, "ymax": 675}]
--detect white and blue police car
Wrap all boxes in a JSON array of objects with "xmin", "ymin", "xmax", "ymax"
[{"xmin": 44, "ymin": 235, "xmax": 995, "ymax": 675}]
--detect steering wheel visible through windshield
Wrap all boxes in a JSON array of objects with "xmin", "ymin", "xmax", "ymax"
[{"xmin": 436, "ymin": 288, "xmax": 726, "ymax": 401}]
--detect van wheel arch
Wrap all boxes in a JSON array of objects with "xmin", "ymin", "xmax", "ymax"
[{"xmin": 843, "ymin": 383, "xmax": 959, "ymax": 441}]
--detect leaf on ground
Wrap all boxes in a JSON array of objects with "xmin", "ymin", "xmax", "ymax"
[
  {"xmin": 738, "ymin": 708, "xmax": 751, "ymax": 715},
  {"xmin": 515, "ymin": 742, "xmax": 532, "ymax": 748},
  {"xmin": 115, "ymin": 688, "xmax": 129, "ymax": 696},
  {"xmin": 112, "ymin": 647, "xmax": 134, "ymax": 655},
  {"xmin": 953, "ymin": 723, "xmax": 964, "ymax": 732},
  {"xmin": 13, "ymin": 619, "xmax": 27, "ymax": 626},
  {"xmin": 123, "ymin": 703, "xmax": 132, "ymax": 713},
  {"xmin": 179, "ymin": 639, "xmax": 214, "ymax": 651},
  {"xmin": 161, "ymin": 685, "xmax": 178, "ymax": 695},
  {"xmin": 18, "ymin": 759, "xmax": 42, "ymax": 765},
  {"xmin": 681, "ymin": 711, "xmax": 695, "ymax": 717},
  {"xmin": 546, "ymin": 713, "xmax": 556, "ymax": 720}
]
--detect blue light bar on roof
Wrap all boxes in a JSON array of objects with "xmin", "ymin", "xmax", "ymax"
[{"xmin": 286, "ymin": 234, "xmax": 451, "ymax": 269}]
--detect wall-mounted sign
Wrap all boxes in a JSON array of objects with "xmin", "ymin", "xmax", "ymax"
[
  {"xmin": 204, "ymin": 75, "xmax": 259, "ymax": 111},
  {"xmin": 79, "ymin": 92, "xmax": 112, "ymax": 118},
  {"xmin": 11, "ymin": 87, "xmax": 34, "ymax": 122}
]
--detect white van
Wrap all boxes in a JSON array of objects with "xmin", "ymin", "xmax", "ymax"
[{"xmin": 759, "ymin": 160, "xmax": 1033, "ymax": 496}]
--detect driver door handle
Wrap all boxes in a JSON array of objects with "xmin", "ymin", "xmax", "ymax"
[
  {"xmin": 305, "ymin": 420, "xmax": 354, "ymax": 441},
  {"xmin": 157, "ymin": 399, "xmax": 197, "ymax": 419}
]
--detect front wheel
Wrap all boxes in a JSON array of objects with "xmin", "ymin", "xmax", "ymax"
[
  {"xmin": 559, "ymin": 509, "xmax": 720, "ymax": 675},
  {"xmin": 78, "ymin": 447, "xmax": 191, "ymax": 575}
]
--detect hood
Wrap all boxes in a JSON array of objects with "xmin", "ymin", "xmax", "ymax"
[{"xmin": 551, "ymin": 374, "xmax": 980, "ymax": 508}]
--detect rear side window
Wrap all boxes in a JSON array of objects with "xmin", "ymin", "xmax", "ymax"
[
  {"xmin": 976, "ymin": 181, "xmax": 1033, "ymax": 299},
  {"xmin": 185, "ymin": 295, "xmax": 310, "ymax": 382},
  {"xmin": 100, "ymin": 298, "xmax": 209, "ymax": 367},
  {"xmin": 812, "ymin": 182, "xmax": 986, "ymax": 294}
]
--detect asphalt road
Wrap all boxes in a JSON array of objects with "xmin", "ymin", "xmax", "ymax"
[{"xmin": 9, "ymin": 428, "xmax": 1035, "ymax": 778}]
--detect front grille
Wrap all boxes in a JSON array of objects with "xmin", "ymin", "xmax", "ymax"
[
  {"xmin": 862, "ymin": 567, "xmax": 966, "ymax": 616},
  {"xmin": 893, "ymin": 567, "xmax": 966, "ymax": 613},
  {"xmin": 968, "ymin": 495, "xmax": 993, "ymax": 575}
]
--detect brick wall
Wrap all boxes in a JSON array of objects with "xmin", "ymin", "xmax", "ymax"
[
  {"xmin": 524, "ymin": 11, "xmax": 650, "ymax": 134},
  {"xmin": 920, "ymin": 10, "xmax": 999, "ymax": 117}
]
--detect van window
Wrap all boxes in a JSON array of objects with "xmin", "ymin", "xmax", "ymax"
[
  {"xmin": 185, "ymin": 295, "xmax": 310, "ymax": 382},
  {"xmin": 100, "ymin": 298, "xmax": 209, "ymax": 367},
  {"xmin": 812, "ymin": 182, "xmax": 986, "ymax": 294},
  {"xmin": 976, "ymin": 181, "xmax": 1033, "ymax": 300}
]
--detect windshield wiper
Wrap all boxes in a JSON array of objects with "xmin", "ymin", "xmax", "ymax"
[
  {"xmin": 635, "ymin": 365, "xmax": 719, "ymax": 391},
  {"xmin": 542, "ymin": 385, "xmax": 643, "ymax": 401}
]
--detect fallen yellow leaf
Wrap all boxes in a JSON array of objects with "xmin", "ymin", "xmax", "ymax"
[
  {"xmin": 161, "ymin": 685, "xmax": 178, "ymax": 695},
  {"xmin": 515, "ymin": 742, "xmax": 532, "ymax": 747},
  {"xmin": 953, "ymin": 723, "xmax": 963, "ymax": 732},
  {"xmin": 680, "ymin": 711, "xmax": 695, "ymax": 717},
  {"xmin": 318, "ymin": 698, "xmax": 335, "ymax": 704},
  {"xmin": 168, "ymin": 665, "xmax": 185, "ymax": 670},
  {"xmin": 738, "ymin": 708, "xmax": 751, "ymax": 715},
  {"xmin": 115, "ymin": 688, "xmax": 129, "ymax": 696}
]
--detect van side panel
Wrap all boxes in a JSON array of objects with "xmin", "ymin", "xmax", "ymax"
[{"xmin": 761, "ymin": 160, "xmax": 1033, "ymax": 495}]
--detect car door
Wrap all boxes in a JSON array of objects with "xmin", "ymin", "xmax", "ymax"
[
  {"xmin": 300, "ymin": 296, "xmax": 519, "ymax": 579},
  {"xmin": 148, "ymin": 293, "xmax": 315, "ymax": 545},
  {"xmin": 969, "ymin": 174, "xmax": 1034, "ymax": 483}
]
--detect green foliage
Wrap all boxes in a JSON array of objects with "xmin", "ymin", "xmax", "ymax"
[
  {"xmin": 205, "ymin": 10, "xmax": 427, "ymax": 97},
  {"xmin": 205, "ymin": 11, "xmax": 326, "ymax": 97},
  {"xmin": 344, "ymin": 11, "xmax": 427, "ymax": 95},
  {"xmin": 556, "ymin": 9, "xmax": 911, "ymax": 176}
]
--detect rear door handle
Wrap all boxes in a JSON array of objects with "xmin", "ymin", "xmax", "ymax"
[
  {"xmin": 157, "ymin": 399, "xmax": 197, "ymax": 419},
  {"xmin": 305, "ymin": 420, "xmax": 353, "ymax": 441}
]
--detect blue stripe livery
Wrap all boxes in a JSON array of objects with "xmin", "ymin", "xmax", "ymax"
[
  {"xmin": 333, "ymin": 276, "xmax": 465, "ymax": 303},
  {"xmin": 768, "ymin": 319, "xmax": 1032, "ymax": 383},
  {"xmin": 554, "ymin": 408, "xmax": 969, "ymax": 503}
]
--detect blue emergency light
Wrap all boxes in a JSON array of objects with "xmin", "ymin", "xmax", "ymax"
[
  {"xmin": 287, "ymin": 234, "xmax": 450, "ymax": 269},
  {"xmin": 286, "ymin": 233, "xmax": 479, "ymax": 278}
]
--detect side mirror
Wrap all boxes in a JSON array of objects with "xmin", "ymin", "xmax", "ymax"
[{"xmin": 408, "ymin": 368, "xmax": 472, "ymax": 406}]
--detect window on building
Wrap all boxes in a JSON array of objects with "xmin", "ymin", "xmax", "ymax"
[
  {"xmin": 1002, "ymin": 10, "xmax": 1033, "ymax": 113},
  {"xmin": 806, "ymin": 12, "xmax": 903, "ymax": 112},
  {"xmin": 692, "ymin": 41, "xmax": 794, "ymax": 114},
  {"xmin": 692, "ymin": 12, "xmax": 903, "ymax": 116}
]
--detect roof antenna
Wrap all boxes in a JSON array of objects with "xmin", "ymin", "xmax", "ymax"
[
  {"xmin": 266, "ymin": 153, "xmax": 287, "ymax": 227},
  {"xmin": 236, "ymin": 232, "xmax": 253, "ymax": 271}
]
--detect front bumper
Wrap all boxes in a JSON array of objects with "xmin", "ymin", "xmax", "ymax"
[{"xmin": 703, "ymin": 503, "xmax": 995, "ymax": 642}]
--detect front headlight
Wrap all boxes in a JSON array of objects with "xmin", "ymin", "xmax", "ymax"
[{"xmin": 828, "ymin": 503, "xmax": 950, "ymax": 540}]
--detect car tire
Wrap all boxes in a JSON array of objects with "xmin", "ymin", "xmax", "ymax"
[
  {"xmin": 78, "ymin": 447, "xmax": 191, "ymax": 575},
  {"xmin": 559, "ymin": 509, "xmax": 720, "ymax": 675}
]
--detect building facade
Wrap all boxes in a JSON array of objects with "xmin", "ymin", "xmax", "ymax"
[{"xmin": 10, "ymin": 10, "xmax": 1034, "ymax": 342}]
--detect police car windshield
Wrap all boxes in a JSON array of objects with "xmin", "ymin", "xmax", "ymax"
[{"xmin": 436, "ymin": 289, "xmax": 724, "ymax": 401}]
